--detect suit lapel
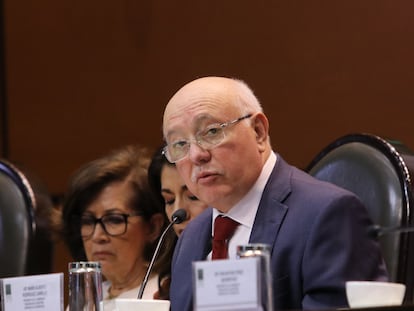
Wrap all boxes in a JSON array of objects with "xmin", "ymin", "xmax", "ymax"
[{"xmin": 249, "ymin": 155, "xmax": 292, "ymax": 253}]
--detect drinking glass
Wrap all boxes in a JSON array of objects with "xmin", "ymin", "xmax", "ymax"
[
  {"xmin": 237, "ymin": 243, "xmax": 273, "ymax": 311},
  {"xmin": 68, "ymin": 261, "xmax": 103, "ymax": 311}
]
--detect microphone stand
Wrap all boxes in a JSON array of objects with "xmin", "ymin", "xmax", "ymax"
[{"xmin": 137, "ymin": 209, "xmax": 186, "ymax": 299}]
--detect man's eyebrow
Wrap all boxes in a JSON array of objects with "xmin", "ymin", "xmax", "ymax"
[
  {"xmin": 165, "ymin": 114, "xmax": 218, "ymax": 138},
  {"xmin": 193, "ymin": 114, "xmax": 217, "ymax": 123},
  {"xmin": 192, "ymin": 115, "xmax": 223, "ymax": 131}
]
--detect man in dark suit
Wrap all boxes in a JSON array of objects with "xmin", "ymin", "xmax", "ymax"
[{"xmin": 162, "ymin": 76, "xmax": 388, "ymax": 310}]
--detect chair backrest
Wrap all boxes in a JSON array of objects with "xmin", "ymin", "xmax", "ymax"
[
  {"xmin": 306, "ymin": 133, "xmax": 414, "ymax": 302},
  {"xmin": 0, "ymin": 159, "xmax": 36, "ymax": 277}
]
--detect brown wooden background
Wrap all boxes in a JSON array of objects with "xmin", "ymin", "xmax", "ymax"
[{"xmin": 2, "ymin": 0, "xmax": 414, "ymax": 292}]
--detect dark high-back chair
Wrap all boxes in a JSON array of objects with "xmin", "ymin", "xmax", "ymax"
[
  {"xmin": 0, "ymin": 159, "xmax": 54, "ymax": 278},
  {"xmin": 0, "ymin": 159, "xmax": 36, "ymax": 277},
  {"xmin": 306, "ymin": 133, "xmax": 414, "ymax": 302}
]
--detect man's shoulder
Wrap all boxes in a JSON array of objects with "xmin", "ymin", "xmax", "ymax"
[
  {"xmin": 270, "ymin": 155, "xmax": 359, "ymax": 202},
  {"xmin": 273, "ymin": 155, "xmax": 357, "ymax": 198}
]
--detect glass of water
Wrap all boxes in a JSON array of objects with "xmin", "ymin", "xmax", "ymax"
[
  {"xmin": 237, "ymin": 244, "xmax": 273, "ymax": 311},
  {"xmin": 68, "ymin": 261, "xmax": 103, "ymax": 311}
]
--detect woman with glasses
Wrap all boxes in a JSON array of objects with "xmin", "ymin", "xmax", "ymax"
[{"xmin": 58, "ymin": 145, "xmax": 173, "ymax": 310}]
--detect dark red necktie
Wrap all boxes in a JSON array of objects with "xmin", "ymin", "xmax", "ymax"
[{"xmin": 212, "ymin": 215, "xmax": 240, "ymax": 260}]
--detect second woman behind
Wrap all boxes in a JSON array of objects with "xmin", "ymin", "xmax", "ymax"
[{"xmin": 148, "ymin": 146, "xmax": 209, "ymax": 236}]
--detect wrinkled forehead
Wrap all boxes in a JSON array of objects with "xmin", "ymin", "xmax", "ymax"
[{"xmin": 163, "ymin": 78, "xmax": 239, "ymax": 138}]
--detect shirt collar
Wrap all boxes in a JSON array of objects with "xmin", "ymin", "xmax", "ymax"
[{"xmin": 213, "ymin": 151, "xmax": 277, "ymax": 229}]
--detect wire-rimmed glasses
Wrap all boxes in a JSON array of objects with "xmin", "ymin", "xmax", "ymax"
[
  {"xmin": 163, "ymin": 114, "xmax": 252, "ymax": 163},
  {"xmin": 80, "ymin": 213, "xmax": 142, "ymax": 239}
]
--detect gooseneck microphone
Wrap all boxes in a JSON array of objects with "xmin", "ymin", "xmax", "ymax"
[
  {"xmin": 137, "ymin": 208, "xmax": 187, "ymax": 299},
  {"xmin": 367, "ymin": 224, "xmax": 414, "ymax": 239}
]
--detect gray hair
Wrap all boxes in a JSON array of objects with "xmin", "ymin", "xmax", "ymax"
[{"xmin": 232, "ymin": 78, "xmax": 263, "ymax": 115}]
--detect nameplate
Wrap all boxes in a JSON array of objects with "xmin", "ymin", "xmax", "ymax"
[
  {"xmin": 0, "ymin": 273, "xmax": 63, "ymax": 311},
  {"xmin": 193, "ymin": 257, "xmax": 262, "ymax": 311}
]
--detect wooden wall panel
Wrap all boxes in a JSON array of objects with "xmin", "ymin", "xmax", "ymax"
[{"xmin": 4, "ymin": 1, "xmax": 414, "ymax": 194}]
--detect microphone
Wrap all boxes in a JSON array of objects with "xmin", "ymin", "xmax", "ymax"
[
  {"xmin": 367, "ymin": 224, "xmax": 414, "ymax": 239},
  {"xmin": 137, "ymin": 209, "xmax": 187, "ymax": 299}
]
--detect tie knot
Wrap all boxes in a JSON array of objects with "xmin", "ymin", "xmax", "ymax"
[{"xmin": 213, "ymin": 216, "xmax": 239, "ymax": 241}]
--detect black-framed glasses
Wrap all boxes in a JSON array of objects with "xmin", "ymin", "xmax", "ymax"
[
  {"xmin": 163, "ymin": 114, "xmax": 252, "ymax": 163},
  {"xmin": 80, "ymin": 213, "xmax": 142, "ymax": 239}
]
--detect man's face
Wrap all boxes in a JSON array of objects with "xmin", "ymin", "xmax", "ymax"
[{"xmin": 163, "ymin": 78, "xmax": 265, "ymax": 212}]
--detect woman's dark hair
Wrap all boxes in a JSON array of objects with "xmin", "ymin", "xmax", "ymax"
[
  {"xmin": 147, "ymin": 145, "xmax": 178, "ymax": 299},
  {"xmin": 148, "ymin": 145, "xmax": 174, "ymax": 207},
  {"xmin": 61, "ymin": 145, "xmax": 170, "ymax": 274}
]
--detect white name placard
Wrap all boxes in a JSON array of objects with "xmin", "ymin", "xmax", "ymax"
[
  {"xmin": 193, "ymin": 257, "xmax": 263, "ymax": 311},
  {"xmin": 0, "ymin": 273, "xmax": 63, "ymax": 311}
]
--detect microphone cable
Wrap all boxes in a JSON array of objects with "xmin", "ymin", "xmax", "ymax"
[{"xmin": 137, "ymin": 209, "xmax": 187, "ymax": 299}]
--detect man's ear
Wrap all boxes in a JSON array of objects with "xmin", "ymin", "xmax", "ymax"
[
  {"xmin": 252, "ymin": 112, "xmax": 269, "ymax": 151},
  {"xmin": 148, "ymin": 213, "xmax": 165, "ymax": 242}
]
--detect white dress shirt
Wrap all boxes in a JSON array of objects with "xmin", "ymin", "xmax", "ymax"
[
  {"xmin": 210, "ymin": 151, "xmax": 277, "ymax": 259},
  {"xmin": 101, "ymin": 274, "xmax": 159, "ymax": 311}
]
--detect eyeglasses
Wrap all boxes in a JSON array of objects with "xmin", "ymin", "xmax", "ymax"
[
  {"xmin": 163, "ymin": 114, "xmax": 252, "ymax": 163},
  {"xmin": 80, "ymin": 213, "xmax": 142, "ymax": 239}
]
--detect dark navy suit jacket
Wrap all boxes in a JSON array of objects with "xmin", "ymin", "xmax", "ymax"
[{"xmin": 170, "ymin": 155, "xmax": 388, "ymax": 310}]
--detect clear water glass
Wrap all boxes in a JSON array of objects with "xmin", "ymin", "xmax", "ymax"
[
  {"xmin": 237, "ymin": 243, "xmax": 273, "ymax": 311},
  {"xmin": 68, "ymin": 261, "xmax": 103, "ymax": 311}
]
